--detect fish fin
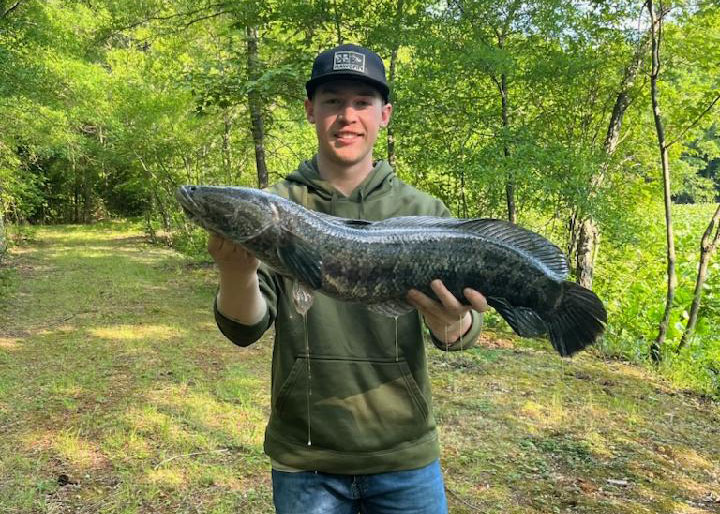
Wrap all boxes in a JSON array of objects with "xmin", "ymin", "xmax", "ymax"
[
  {"xmin": 457, "ymin": 219, "xmax": 569, "ymax": 279},
  {"xmin": 291, "ymin": 281, "xmax": 315, "ymax": 315},
  {"xmin": 372, "ymin": 216, "xmax": 444, "ymax": 229},
  {"xmin": 368, "ymin": 300, "xmax": 415, "ymax": 317},
  {"xmin": 276, "ymin": 234, "xmax": 323, "ymax": 290},
  {"xmin": 375, "ymin": 217, "xmax": 569, "ymax": 279},
  {"xmin": 545, "ymin": 282, "xmax": 607, "ymax": 357},
  {"xmin": 312, "ymin": 211, "xmax": 374, "ymax": 228},
  {"xmin": 488, "ymin": 297, "xmax": 548, "ymax": 337}
]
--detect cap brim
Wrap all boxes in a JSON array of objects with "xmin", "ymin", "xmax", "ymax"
[{"xmin": 306, "ymin": 73, "xmax": 390, "ymax": 102}]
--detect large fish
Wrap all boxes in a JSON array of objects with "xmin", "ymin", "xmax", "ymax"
[{"xmin": 176, "ymin": 185, "xmax": 607, "ymax": 356}]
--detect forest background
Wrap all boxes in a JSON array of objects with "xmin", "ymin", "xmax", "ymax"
[{"xmin": 1, "ymin": 0, "xmax": 719, "ymax": 397}]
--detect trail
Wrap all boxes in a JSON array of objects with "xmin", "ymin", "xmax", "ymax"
[{"xmin": 0, "ymin": 224, "xmax": 718, "ymax": 514}]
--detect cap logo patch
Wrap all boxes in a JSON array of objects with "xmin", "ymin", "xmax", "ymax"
[{"xmin": 333, "ymin": 51, "xmax": 365, "ymax": 73}]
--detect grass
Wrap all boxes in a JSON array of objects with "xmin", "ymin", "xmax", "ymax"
[{"xmin": 0, "ymin": 222, "xmax": 718, "ymax": 513}]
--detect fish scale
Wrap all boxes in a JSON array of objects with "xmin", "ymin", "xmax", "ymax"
[{"xmin": 176, "ymin": 185, "xmax": 607, "ymax": 356}]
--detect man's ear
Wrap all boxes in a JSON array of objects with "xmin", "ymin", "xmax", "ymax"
[
  {"xmin": 304, "ymin": 98, "xmax": 315, "ymax": 124},
  {"xmin": 380, "ymin": 102, "xmax": 393, "ymax": 128}
]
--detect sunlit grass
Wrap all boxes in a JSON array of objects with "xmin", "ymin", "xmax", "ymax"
[
  {"xmin": 0, "ymin": 336, "xmax": 19, "ymax": 350},
  {"xmin": 0, "ymin": 224, "xmax": 717, "ymax": 513},
  {"xmin": 88, "ymin": 324, "xmax": 182, "ymax": 341},
  {"xmin": 54, "ymin": 429, "xmax": 110, "ymax": 470}
]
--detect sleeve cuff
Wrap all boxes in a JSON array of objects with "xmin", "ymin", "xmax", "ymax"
[
  {"xmin": 214, "ymin": 297, "xmax": 272, "ymax": 347},
  {"xmin": 429, "ymin": 310, "xmax": 483, "ymax": 351}
]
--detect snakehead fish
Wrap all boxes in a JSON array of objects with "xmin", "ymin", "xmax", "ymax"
[{"xmin": 176, "ymin": 185, "xmax": 607, "ymax": 356}]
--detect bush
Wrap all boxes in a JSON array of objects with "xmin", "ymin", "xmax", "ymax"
[{"xmin": 594, "ymin": 202, "xmax": 720, "ymax": 398}]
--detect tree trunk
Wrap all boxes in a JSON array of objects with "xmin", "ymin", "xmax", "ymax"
[
  {"xmin": 155, "ymin": 189, "xmax": 170, "ymax": 231},
  {"xmin": 222, "ymin": 108, "xmax": 234, "ymax": 184},
  {"xmin": 576, "ymin": 219, "xmax": 599, "ymax": 286},
  {"xmin": 0, "ymin": 208, "xmax": 6, "ymax": 261},
  {"xmin": 82, "ymin": 169, "xmax": 92, "ymax": 223},
  {"xmin": 575, "ymin": 36, "xmax": 649, "ymax": 288},
  {"xmin": 496, "ymin": 28, "xmax": 515, "ymax": 225},
  {"xmin": 332, "ymin": 0, "xmax": 343, "ymax": 45},
  {"xmin": 387, "ymin": 46, "xmax": 398, "ymax": 168},
  {"xmin": 246, "ymin": 25, "xmax": 268, "ymax": 189},
  {"xmin": 648, "ymin": 0, "xmax": 676, "ymax": 363},
  {"xmin": 386, "ymin": 0, "xmax": 404, "ymax": 170},
  {"xmin": 387, "ymin": 48, "xmax": 397, "ymax": 168},
  {"xmin": 73, "ymin": 182, "xmax": 80, "ymax": 224},
  {"xmin": 678, "ymin": 203, "xmax": 720, "ymax": 349},
  {"xmin": 501, "ymin": 71, "xmax": 515, "ymax": 224}
]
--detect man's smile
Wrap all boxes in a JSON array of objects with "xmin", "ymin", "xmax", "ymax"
[{"xmin": 333, "ymin": 130, "xmax": 364, "ymax": 144}]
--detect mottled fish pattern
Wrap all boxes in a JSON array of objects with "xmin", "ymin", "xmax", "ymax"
[{"xmin": 176, "ymin": 185, "xmax": 607, "ymax": 356}]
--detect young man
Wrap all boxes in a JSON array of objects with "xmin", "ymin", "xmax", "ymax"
[{"xmin": 210, "ymin": 44, "xmax": 488, "ymax": 514}]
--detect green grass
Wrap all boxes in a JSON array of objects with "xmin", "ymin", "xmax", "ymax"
[{"xmin": 0, "ymin": 223, "xmax": 718, "ymax": 513}]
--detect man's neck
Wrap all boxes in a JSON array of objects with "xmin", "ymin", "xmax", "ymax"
[{"xmin": 316, "ymin": 153, "xmax": 375, "ymax": 197}]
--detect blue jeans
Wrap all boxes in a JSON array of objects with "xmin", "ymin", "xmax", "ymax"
[{"xmin": 271, "ymin": 459, "xmax": 448, "ymax": 514}]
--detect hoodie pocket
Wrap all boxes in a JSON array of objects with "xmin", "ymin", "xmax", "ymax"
[{"xmin": 272, "ymin": 356, "xmax": 433, "ymax": 453}]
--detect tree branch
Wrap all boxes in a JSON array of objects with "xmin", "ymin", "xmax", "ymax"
[
  {"xmin": 97, "ymin": 1, "xmax": 231, "ymax": 44},
  {"xmin": 665, "ymin": 91, "xmax": 720, "ymax": 148},
  {"xmin": 1, "ymin": 0, "xmax": 23, "ymax": 20},
  {"xmin": 121, "ymin": 2, "xmax": 230, "ymax": 32},
  {"xmin": 179, "ymin": 9, "xmax": 233, "ymax": 30}
]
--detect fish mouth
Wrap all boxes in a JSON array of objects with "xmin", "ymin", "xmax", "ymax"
[
  {"xmin": 176, "ymin": 186, "xmax": 196, "ymax": 211},
  {"xmin": 176, "ymin": 185, "xmax": 276, "ymax": 243},
  {"xmin": 176, "ymin": 186, "xmax": 207, "ymax": 226}
]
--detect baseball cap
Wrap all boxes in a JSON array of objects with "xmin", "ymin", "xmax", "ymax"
[{"xmin": 306, "ymin": 44, "xmax": 390, "ymax": 103}]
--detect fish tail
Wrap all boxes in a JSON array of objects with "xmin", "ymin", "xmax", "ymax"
[{"xmin": 546, "ymin": 281, "xmax": 607, "ymax": 357}]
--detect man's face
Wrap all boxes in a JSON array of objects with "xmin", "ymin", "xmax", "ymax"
[{"xmin": 305, "ymin": 80, "xmax": 392, "ymax": 169}]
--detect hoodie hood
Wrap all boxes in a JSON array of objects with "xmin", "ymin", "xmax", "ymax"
[
  {"xmin": 285, "ymin": 155, "xmax": 396, "ymax": 203},
  {"xmin": 271, "ymin": 154, "xmax": 447, "ymax": 222}
]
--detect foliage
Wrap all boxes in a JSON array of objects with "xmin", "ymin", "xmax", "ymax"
[
  {"xmin": 1, "ymin": 1, "xmax": 719, "ymax": 395},
  {"xmin": 594, "ymin": 202, "xmax": 720, "ymax": 396}
]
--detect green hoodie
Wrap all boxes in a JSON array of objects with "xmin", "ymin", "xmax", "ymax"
[{"xmin": 214, "ymin": 157, "xmax": 483, "ymax": 474}]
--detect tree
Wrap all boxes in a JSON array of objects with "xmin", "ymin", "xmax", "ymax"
[
  {"xmin": 679, "ymin": 203, "xmax": 720, "ymax": 347},
  {"xmin": 575, "ymin": 35, "xmax": 649, "ymax": 289},
  {"xmin": 647, "ymin": 0, "xmax": 676, "ymax": 361}
]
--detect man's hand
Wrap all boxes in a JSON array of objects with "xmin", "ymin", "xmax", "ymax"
[
  {"xmin": 208, "ymin": 233, "xmax": 266, "ymax": 325},
  {"xmin": 407, "ymin": 279, "xmax": 489, "ymax": 345},
  {"xmin": 208, "ymin": 232, "xmax": 259, "ymax": 275}
]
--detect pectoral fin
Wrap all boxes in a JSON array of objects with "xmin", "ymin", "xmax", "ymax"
[{"xmin": 276, "ymin": 233, "xmax": 323, "ymax": 290}]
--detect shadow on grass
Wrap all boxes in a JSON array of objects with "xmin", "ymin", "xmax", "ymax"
[{"xmin": 431, "ymin": 348, "xmax": 720, "ymax": 514}]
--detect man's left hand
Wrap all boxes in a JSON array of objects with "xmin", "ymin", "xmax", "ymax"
[{"xmin": 407, "ymin": 279, "xmax": 489, "ymax": 345}]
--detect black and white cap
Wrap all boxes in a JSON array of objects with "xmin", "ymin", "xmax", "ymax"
[{"xmin": 306, "ymin": 44, "xmax": 390, "ymax": 102}]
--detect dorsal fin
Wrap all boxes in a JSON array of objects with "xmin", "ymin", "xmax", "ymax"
[
  {"xmin": 311, "ymin": 210, "xmax": 374, "ymax": 229},
  {"xmin": 374, "ymin": 216, "xmax": 569, "ymax": 279}
]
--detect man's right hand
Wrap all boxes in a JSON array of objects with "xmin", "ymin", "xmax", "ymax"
[
  {"xmin": 209, "ymin": 233, "xmax": 267, "ymax": 325},
  {"xmin": 208, "ymin": 233, "xmax": 260, "ymax": 275}
]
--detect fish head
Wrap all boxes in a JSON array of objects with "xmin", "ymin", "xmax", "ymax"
[{"xmin": 176, "ymin": 185, "xmax": 279, "ymax": 242}]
